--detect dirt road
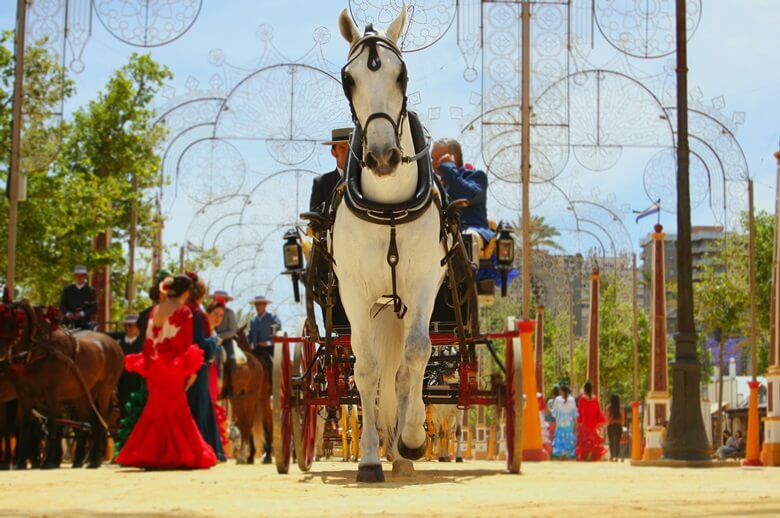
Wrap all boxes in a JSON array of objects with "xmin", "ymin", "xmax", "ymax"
[{"xmin": 0, "ymin": 459, "xmax": 777, "ymax": 517}]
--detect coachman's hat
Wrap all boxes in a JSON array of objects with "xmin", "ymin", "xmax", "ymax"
[
  {"xmin": 73, "ymin": 265, "xmax": 88, "ymax": 274},
  {"xmin": 251, "ymin": 295, "xmax": 272, "ymax": 305},
  {"xmin": 321, "ymin": 127, "xmax": 352, "ymax": 146}
]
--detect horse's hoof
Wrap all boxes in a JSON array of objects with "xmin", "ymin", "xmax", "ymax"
[
  {"xmin": 72, "ymin": 462, "xmax": 83, "ymax": 469},
  {"xmin": 438, "ymin": 456, "xmax": 451, "ymax": 463},
  {"xmin": 398, "ymin": 438, "xmax": 426, "ymax": 461},
  {"xmin": 247, "ymin": 457, "xmax": 254, "ymax": 465},
  {"xmin": 87, "ymin": 461, "xmax": 101, "ymax": 469},
  {"xmin": 0, "ymin": 463, "xmax": 9, "ymax": 471},
  {"xmin": 262, "ymin": 455, "xmax": 272, "ymax": 465},
  {"xmin": 40, "ymin": 462, "xmax": 59, "ymax": 470},
  {"xmin": 455, "ymin": 457, "xmax": 463, "ymax": 463},
  {"xmin": 392, "ymin": 459, "xmax": 415, "ymax": 478},
  {"xmin": 356, "ymin": 464, "xmax": 385, "ymax": 483},
  {"xmin": 13, "ymin": 462, "xmax": 27, "ymax": 470}
]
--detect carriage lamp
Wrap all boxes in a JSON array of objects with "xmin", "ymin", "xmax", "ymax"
[
  {"xmin": 282, "ymin": 228, "xmax": 304, "ymax": 302},
  {"xmin": 496, "ymin": 221, "xmax": 515, "ymax": 297}
]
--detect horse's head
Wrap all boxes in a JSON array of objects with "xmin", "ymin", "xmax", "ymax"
[{"xmin": 339, "ymin": 5, "xmax": 408, "ymax": 177}]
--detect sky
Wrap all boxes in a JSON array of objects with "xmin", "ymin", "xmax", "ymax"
[{"xmin": 2, "ymin": 0, "xmax": 780, "ymax": 325}]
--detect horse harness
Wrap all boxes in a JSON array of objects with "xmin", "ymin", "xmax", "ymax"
[
  {"xmin": 2, "ymin": 304, "xmax": 109, "ymax": 430},
  {"xmin": 340, "ymin": 26, "xmax": 429, "ymax": 168}
]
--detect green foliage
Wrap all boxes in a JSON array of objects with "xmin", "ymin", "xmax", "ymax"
[
  {"xmin": 557, "ymin": 277, "xmax": 651, "ymax": 403},
  {"xmin": 1, "ymin": 47, "xmax": 174, "ymax": 314},
  {"xmin": 515, "ymin": 215, "xmax": 563, "ymax": 252}
]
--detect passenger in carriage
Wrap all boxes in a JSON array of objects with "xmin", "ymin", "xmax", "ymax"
[{"xmin": 431, "ymin": 138, "xmax": 495, "ymax": 248}]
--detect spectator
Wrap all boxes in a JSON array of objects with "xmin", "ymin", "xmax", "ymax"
[
  {"xmin": 59, "ymin": 265, "xmax": 97, "ymax": 330},
  {"xmin": 605, "ymin": 394, "xmax": 625, "ymax": 462}
]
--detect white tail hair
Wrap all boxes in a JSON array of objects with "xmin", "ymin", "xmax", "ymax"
[{"xmin": 373, "ymin": 306, "xmax": 404, "ymax": 441}]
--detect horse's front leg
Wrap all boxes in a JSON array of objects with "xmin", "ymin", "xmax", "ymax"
[
  {"xmin": 351, "ymin": 325, "xmax": 384, "ymax": 482},
  {"xmin": 396, "ymin": 302, "xmax": 436, "ymax": 463}
]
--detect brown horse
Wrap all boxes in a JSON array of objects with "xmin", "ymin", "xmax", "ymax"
[
  {"xmin": 227, "ymin": 327, "xmax": 272, "ymax": 464},
  {"xmin": 0, "ymin": 302, "xmax": 124, "ymax": 469}
]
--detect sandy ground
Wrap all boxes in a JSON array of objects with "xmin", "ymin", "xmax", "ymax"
[{"xmin": 0, "ymin": 459, "xmax": 778, "ymax": 517}]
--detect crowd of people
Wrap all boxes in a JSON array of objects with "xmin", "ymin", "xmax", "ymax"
[
  {"xmin": 55, "ymin": 264, "xmax": 284, "ymax": 469},
  {"xmin": 543, "ymin": 380, "xmax": 626, "ymax": 462}
]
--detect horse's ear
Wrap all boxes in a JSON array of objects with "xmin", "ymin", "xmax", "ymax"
[
  {"xmin": 339, "ymin": 8, "xmax": 360, "ymax": 46},
  {"xmin": 386, "ymin": 2, "xmax": 407, "ymax": 44}
]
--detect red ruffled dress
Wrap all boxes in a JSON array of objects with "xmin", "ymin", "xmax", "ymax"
[
  {"xmin": 576, "ymin": 395, "xmax": 607, "ymax": 462},
  {"xmin": 116, "ymin": 305, "xmax": 217, "ymax": 469}
]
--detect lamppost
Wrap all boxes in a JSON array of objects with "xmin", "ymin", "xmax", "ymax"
[{"xmin": 661, "ymin": 0, "xmax": 711, "ymax": 462}]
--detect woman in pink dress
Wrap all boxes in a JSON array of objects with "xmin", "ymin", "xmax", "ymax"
[
  {"xmin": 576, "ymin": 380, "xmax": 607, "ymax": 462},
  {"xmin": 116, "ymin": 275, "xmax": 217, "ymax": 470}
]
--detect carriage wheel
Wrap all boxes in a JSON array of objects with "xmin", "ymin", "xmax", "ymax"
[
  {"xmin": 291, "ymin": 338, "xmax": 318, "ymax": 472},
  {"xmin": 272, "ymin": 341, "xmax": 292, "ymax": 474},
  {"xmin": 505, "ymin": 336, "xmax": 524, "ymax": 473}
]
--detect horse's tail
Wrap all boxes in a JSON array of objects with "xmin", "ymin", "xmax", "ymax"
[{"xmin": 374, "ymin": 307, "xmax": 404, "ymax": 442}]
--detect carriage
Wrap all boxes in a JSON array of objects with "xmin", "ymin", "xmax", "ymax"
[
  {"xmin": 272, "ymin": 198, "xmax": 526, "ymax": 475},
  {"xmin": 266, "ymin": 6, "xmax": 526, "ymax": 481}
]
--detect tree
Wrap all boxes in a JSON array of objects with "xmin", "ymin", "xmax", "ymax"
[
  {"xmin": 695, "ymin": 259, "xmax": 749, "ymax": 447},
  {"xmin": 57, "ymin": 53, "xmax": 172, "ymax": 318},
  {"xmin": 0, "ymin": 31, "xmax": 75, "ymax": 299},
  {"xmin": 516, "ymin": 215, "xmax": 563, "ymax": 252},
  {"xmin": 565, "ymin": 276, "xmax": 651, "ymax": 404}
]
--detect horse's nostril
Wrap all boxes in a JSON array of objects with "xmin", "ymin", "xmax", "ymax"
[
  {"xmin": 365, "ymin": 152, "xmax": 378, "ymax": 170},
  {"xmin": 387, "ymin": 148, "xmax": 401, "ymax": 168}
]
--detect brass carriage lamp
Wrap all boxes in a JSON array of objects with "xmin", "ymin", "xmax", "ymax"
[
  {"xmin": 282, "ymin": 228, "xmax": 304, "ymax": 302},
  {"xmin": 496, "ymin": 220, "xmax": 514, "ymax": 297}
]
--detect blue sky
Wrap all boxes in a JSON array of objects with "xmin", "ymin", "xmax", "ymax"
[{"xmin": 3, "ymin": 0, "xmax": 780, "ymax": 321}]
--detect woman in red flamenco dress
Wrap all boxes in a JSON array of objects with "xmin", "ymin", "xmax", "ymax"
[
  {"xmin": 576, "ymin": 380, "xmax": 607, "ymax": 462},
  {"xmin": 116, "ymin": 275, "xmax": 217, "ymax": 470}
]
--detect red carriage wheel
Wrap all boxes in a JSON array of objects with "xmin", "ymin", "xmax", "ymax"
[
  {"xmin": 272, "ymin": 340, "xmax": 292, "ymax": 474},
  {"xmin": 292, "ymin": 334, "xmax": 318, "ymax": 472},
  {"xmin": 505, "ymin": 335, "xmax": 524, "ymax": 473}
]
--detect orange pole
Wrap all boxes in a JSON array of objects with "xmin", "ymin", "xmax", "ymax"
[
  {"xmin": 631, "ymin": 401, "xmax": 642, "ymax": 461},
  {"xmin": 744, "ymin": 381, "xmax": 762, "ymax": 466},
  {"xmin": 520, "ymin": 320, "xmax": 549, "ymax": 460}
]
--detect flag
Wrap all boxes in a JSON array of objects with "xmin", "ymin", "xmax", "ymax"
[{"xmin": 633, "ymin": 199, "xmax": 660, "ymax": 223}]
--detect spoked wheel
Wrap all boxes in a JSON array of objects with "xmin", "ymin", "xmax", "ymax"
[
  {"xmin": 505, "ymin": 334, "xmax": 524, "ymax": 473},
  {"xmin": 291, "ymin": 335, "xmax": 318, "ymax": 472},
  {"xmin": 272, "ymin": 340, "xmax": 292, "ymax": 474}
]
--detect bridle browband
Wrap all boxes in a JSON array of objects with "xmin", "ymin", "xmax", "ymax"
[{"xmin": 340, "ymin": 26, "xmax": 428, "ymax": 167}]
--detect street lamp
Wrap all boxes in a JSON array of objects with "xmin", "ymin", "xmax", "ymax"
[
  {"xmin": 496, "ymin": 220, "xmax": 515, "ymax": 297},
  {"xmin": 282, "ymin": 228, "xmax": 303, "ymax": 302}
]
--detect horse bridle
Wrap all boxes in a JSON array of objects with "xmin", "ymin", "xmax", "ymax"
[{"xmin": 340, "ymin": 26, "xmax": 428, "ymax": 166}]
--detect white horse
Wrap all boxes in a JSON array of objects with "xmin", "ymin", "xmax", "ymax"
[{"xmin": 333, "ymin": 5, "xmax": 446, "ymax": 482}]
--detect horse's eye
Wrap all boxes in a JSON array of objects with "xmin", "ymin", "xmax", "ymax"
[
  {"xmin": 397, "ymin": 72, "xmax": 405, "ymax": 84},
  {"xmin": 343, "ymin": 74, "xmax": 355, "ymax": 88}
]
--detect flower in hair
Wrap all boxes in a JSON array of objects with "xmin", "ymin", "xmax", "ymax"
[
  {"xmin": 159, "ymin": 276, "xmax": 173, "ymax": 295},
  {"xmin": 214, "ymin": 295, "xmax": 226, "ymax": 308},
  {"xmin": 185, "ymin": 271, "xmax": 198, "ymax": 282}
]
